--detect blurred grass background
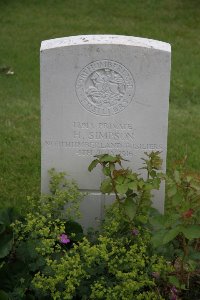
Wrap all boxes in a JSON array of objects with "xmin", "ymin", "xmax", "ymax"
[{"xmin": 0, "ymin": 0, "xmax": 200, "ymax": 208}]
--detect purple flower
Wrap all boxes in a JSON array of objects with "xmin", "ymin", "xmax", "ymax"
[
  {"xmin": 59, "ymin": 234, "xmax": 70, "ymax": 244},
  {"xmin": 170, "ymin": 286, "xmax": 178, "ymax": 300},
  {"xmin": 171, "ymin": 286, "xmax": 177, "ymax": 294},
  {"xmin": 132, "ymin": 228, "xmax": 139, "ymax": 236}
]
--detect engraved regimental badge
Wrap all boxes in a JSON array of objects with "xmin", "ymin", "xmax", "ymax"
[{"xmin": 76, "ymin": 60, "xmax": 135, "ymax": 116}]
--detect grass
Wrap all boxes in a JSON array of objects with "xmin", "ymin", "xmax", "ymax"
[{"xmin": 0, "ymin": 0, "xmax": 200, "ymax": 208}]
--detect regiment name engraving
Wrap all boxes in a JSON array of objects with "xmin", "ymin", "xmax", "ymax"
[{"xmin": 45, "ymin": 121, "xmax": 162, "ymax": 158}]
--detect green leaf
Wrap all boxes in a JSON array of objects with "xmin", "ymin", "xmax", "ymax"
[
  {"xmin": 167, "ymin": 185, "xmax": 177, "ymax": 197},
  {"xmin": 168, "ymin": 275, "xmax": 181, "ymax": 288},
  {"xmin": 128, "ymin": 181, "xmax": 137, "ymax": 191},
  {"xmin": 0, "ymin": 233, "xmax": 13, "ymax": 258},
  {"xmin": 136, "ymin": 215, "xmax": 148, "ymax": 224},
  {"xmin": 123, "ymin": 198, "xmax": 137, "ymax": 220},
  {"xmin": 65, "ymin": 221, "xmax": 83, "ymax": 242},
  {"xmin": 162, "ymin": 212, "xmax": 180, "ymax": 225},
  {"xmin": 116, "ymin": 183, "xmax": 129, "ymax": 194},
  {"xmin": 88, "ymin": 159, "xmax": 99, "ymax": 172},
  {"xmin": 127, "ymin": 173, "xmax": 137, "ymax": 180},
  {"xmin": 150, "ymin": 170, "xmax": 157, "ymax": 178},
  {"xmin": 190, "ymin": 182, "xmax": 200, "ymax": 191},
  {"xmin": 152, "ymin": 178, "xmax": 161, "ymax": 190},
  {"xmin": 0, "ymin": 260, "xmax": 29, "ymax": 292},
  {"xmin": 65, "ymin": 220, "xmax": 83, "ymax": 234},
  {"xmin": 188, "ymin": 250, "xmax": 200, "ymax": 261},
  {"xmin": 99, "ymin": 154, "xmax": 118, "ymax": 163},
  {"xmin": 151, "ymin": 229, "xmax": 168, "ymax": 247},
  {"xmin": 144, "ymin": 183, "xmax": 153, "ymax": 191},
  {"xmin": 115, "ymin": 175, "xmax": 124, "ymax": 184},
  {"xmin": 102, "ymin": 166, "xmax": 111, "ymax": 176},
  {"xmin": 29, "ymin": 256, "xmax": 46, "ymax": 272},
  {"xmin": 109, "ymin": 163, "xmax": 115, "ymax": 173},
  {"xmin": 16, "ymin": 240, "xmax": 39, "ymax": 262},
  {"xmin": 138, "ymin": 181, "xmax": 144, "ymax": 189},
  {"xmin": 174, "ymin": 170, "xmax": 181, "ymax": 184},
  {"xmin": 182, "ymin": 225, "xmax": 200, "ymax": 240},
  {"xmin": 100, "ymin": 178, "xmax": 113, "ymax": 194},
  {"xmin": 0, "ymin": 290, "xmax": 9, "ymax": 300},
  {"xmin": 0, "ymin": 222, "xmax": 5, "ymax": 235},
  {"xmin": 171, "ymin": 192, "xmax": 182, "ymax": 205},
  {"xmin": 149, "ymin": 214, "xmax": 167, "ymax": 229},
  {"xmin": 187, "ymin": 259, "xmax": 197, "ymax": 271},
  {"xmin": 162, "ymin": 226, "xmax": 182, "ymax": 244},
  {"xmin": 0, "ymin": 209, "xmax": 10, "ymax": 227}
]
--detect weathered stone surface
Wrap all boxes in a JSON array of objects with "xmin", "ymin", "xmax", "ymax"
[{"xmin": 41, "ymin": 35, "xmax": 171, "ymax": 228}]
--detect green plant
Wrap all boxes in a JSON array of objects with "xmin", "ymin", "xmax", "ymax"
[
  {"xmin": 88, "ymin": 152, "xmax": 164, "ymax": 227},
  {"xmin": 2, "ymin": 152, "xmax": 200, "ymax": 299},
  {"xmin": 89, "ymin": 152, "xmax": 200, "ymax": 299},
  {"xmin": 0, "ymin": 207, "xmax": 18, "ymax": 261},
  {"xmin": 150, "ymin": 157, "xmax": 200, "ymax": 298},
  {"xmin": 31, "ymin": 153, "xmax": 173, "ymax": 299},
  {"xmin": 0, "ymin": 169, "xmax": 84, "ymax": 299},
  {"xmin": 33, "ymin": 206, "xmax": 172, "ymax": 300}
]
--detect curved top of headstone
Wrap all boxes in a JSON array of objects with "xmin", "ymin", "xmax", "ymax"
[{"xmin": 40, "ymin": 35, "xmax": 171, "ymax": 53}]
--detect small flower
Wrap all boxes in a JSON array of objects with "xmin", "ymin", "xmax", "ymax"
[
  {"xmin": 171, "ymin": 286, "xmax": 177, "ymax": 294},
  {"xmin": 59, "ymin": 233, "xmax": 70, "ymax": 244},
  {"xmin": 132, "ymin": 228, "xmax": 139, "ymax": 236},
  {"xmin": 182, "ymin": 209, "xmax": 193, "ymax": 219},
  {"xmin": 170, "ymin": 286, "xmax": 178, "ymax": 300}
]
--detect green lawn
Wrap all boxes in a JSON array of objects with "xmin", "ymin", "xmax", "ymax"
[{"xmin": 0, "ymin": 0, "xmax": 200, "ymax": 208}]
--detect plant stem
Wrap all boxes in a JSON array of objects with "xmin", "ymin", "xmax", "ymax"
[{"xmin": 180, "ymin": 235, "xmax": 189, "ymax": 287}]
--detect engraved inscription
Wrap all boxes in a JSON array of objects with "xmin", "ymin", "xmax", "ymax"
[
  {"xmin": 45, "ymin": 121, "xmax": 163, "ymax": 158},
  {"xmin": 76, "ymin": 60, "xmax": 135, "ymax": 116}
]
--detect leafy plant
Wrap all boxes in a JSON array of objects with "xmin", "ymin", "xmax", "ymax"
[
  {"xmin": 88, "ymin": 152, "xmax": 164, "ymax": 227},
  {"xmin": 150, "ymin": 156, "xmax": 200, "ymax": 298},
  {"xmin": 31, "ymin": 153, "xmax": 173, "ymax": 299},
  {"xmin": 33, "ymin": 204, "xmax": 172, "ymax": 300},
  {"xmin": 0, "ymin": 207, "xmax": 18, "ymax": 260},
  {"xmin": 1, "ymin": 153, "xmax": 200, "ymax": 299},
  {"xmin": 0, "ymin": 169, "xmax": 85, "ymax": 300}
]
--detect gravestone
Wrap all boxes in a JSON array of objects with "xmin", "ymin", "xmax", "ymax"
[{"xmin": 40, "ymin": 35, "xmax": 171, "ymax": 228}]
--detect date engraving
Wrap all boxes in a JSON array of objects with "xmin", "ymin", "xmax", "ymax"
[{"xmin": 44, "ymin": 121, "xmax": 162, "ymax": 158}]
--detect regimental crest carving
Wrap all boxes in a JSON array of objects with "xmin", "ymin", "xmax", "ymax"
[{"xmin": 76, "ymin": 60, "xmax": 135, "ymax": 116}]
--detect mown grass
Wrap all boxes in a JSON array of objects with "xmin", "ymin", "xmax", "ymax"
[{"xmin": 0, "ymin": 0, "xmax": 200, "ymax": 208}]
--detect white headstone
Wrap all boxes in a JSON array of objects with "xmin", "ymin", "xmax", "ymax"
[{"xmin": 40, "ymin": 35, "xmax": 171, "ymax": 228}]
